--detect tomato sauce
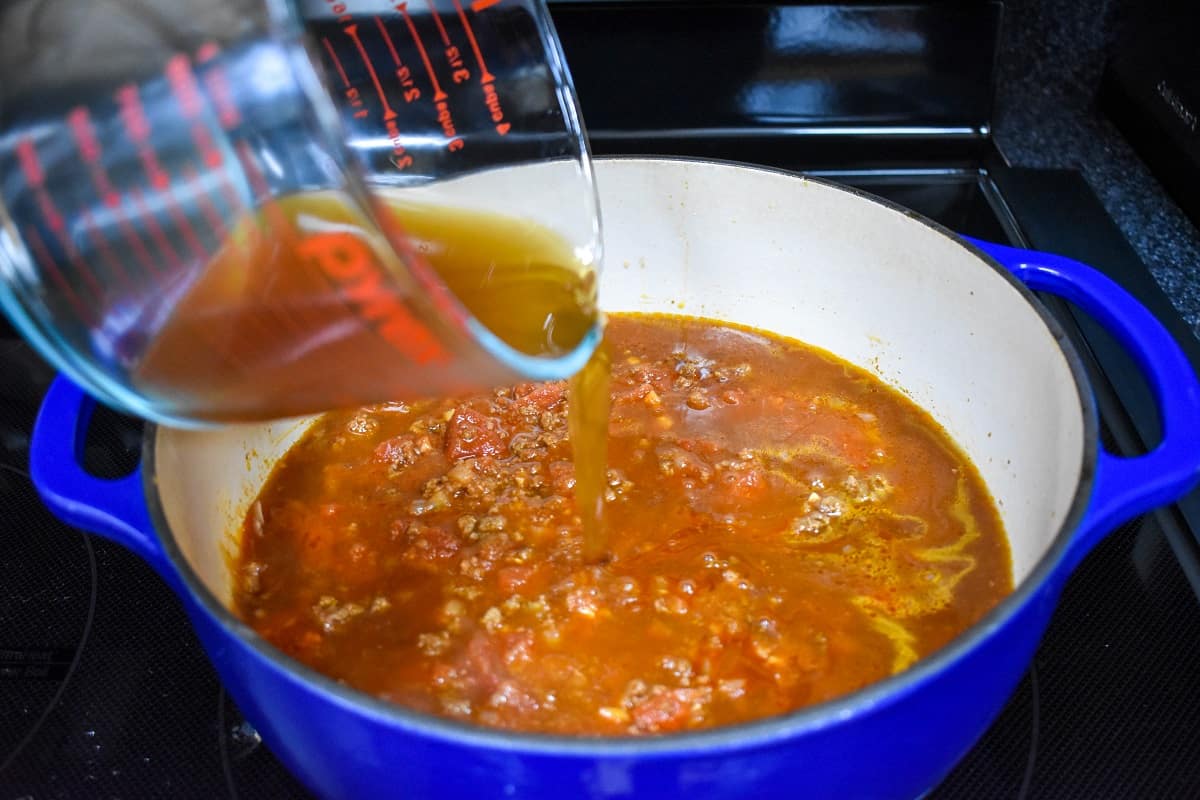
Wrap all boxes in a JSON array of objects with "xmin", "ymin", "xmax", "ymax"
[{"xmin": 234, "ymin": 313, "xmax": 1011, "ymax": 735}]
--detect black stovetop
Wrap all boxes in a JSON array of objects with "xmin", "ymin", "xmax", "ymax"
[
  {"xmin": 4, "ymin": 150, "xmax": 1200, "ymax": 798},
  {"xmin": 5, "ymin": 2, "xmax": 1200, "ymax": 796}
]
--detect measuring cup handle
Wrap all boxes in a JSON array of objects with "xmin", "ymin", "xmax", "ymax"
[
  {"xmin": 967, "ymin": 238, "xmax": 1200, "ymax": 573},
  {"xmin": 30, "ymin": 377, "xmax": 168, "ymax": 577}
]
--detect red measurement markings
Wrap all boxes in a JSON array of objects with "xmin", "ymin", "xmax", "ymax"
[
  {"xmin": 108, "ymin": 198, "xmax": 163, "ymax": 278},
  {"xmin": 66, "ymin": 106, "xmax": 165, "ymax": 280},
  {"xmin": 80, "ymin": 209, "xmax": 135, "ymax": 292},
  {"xmin": 450, "ymin": 0, "xmax": 509, "ymax": 135},
  {"xmin": 25, "ymin": 226, "xmax": 95, "ymax": 323},
  {"xmin": 344, "ymin": 24, "xmax": 399, "ymax": 121},
  {"xmin": 196, "ymin": 43, "xmax": 242, "ymax": 129},
  {"xmin": 193, "ymin": 45, "xmax": 249, "ymax": 216},
  {"xmin": 181, "ymin": 164, "xmax": 228, "ymax": 240},
  {"xmin": 66, "ymin": 109, "xmax": 135, "ymax": 288},
  {"xmin": 376, "ymin": 15, "xmax": 426, "ymax": 104},
  {"xmin": 165, "ymin": 55, "xmax": 224, "ymax": 169},
  {"xmin": 61, "ymin": 236, "xmax": 104, "ymax": 302},
  {"xmin": 15, "ymin": 138, "xmax": 43, "ymax": 186},
  {"xmin": 396, "ymin": 5, "xmax": 464, "ymax": 151},
  {"xmin": 470, "ymin": 0, "xmax": 503, "ymax": 10},
  {"xmin": 376, "ymin": 15, "xmax": 407, "ymax": 67},
  {"xmin": 451, "ymin": 0, "xmax": 493, "ymax": 82},
  {"xmin": 322, "ymin": 36, "xmax": 352, "ymax": 88},
  {"xmin": 331, "ymin": 25, "xmax": 409, "ymax": 168},
  {"xmin": 116, "ymin": 209, "xmax": 162, "ymax": 277},
  {"xmin": 417, "ymin": 1, "xmax": 471, "ymax": 87},
  {"xmin": 233, "ymin": 140, "xmax": 296, "ymax": 240},
  {"xmin": 423, "ymin": 0, "xmax": 452, "ymax": 45},
  {"xmin": 323, "ymin": 0, "xmax": 353, "ymax": 22},
  {"xmin": 67, "ymin": 108, "xmax": 121, "ymax": 209},
  {"xmin": 233, "ymin": 142, "xmax": 269, "ymax": 199},
  {"xmin": 150, "ymin": 46, "xmax": 257, "ymax": 375},
  {"xmin": 128, "ymin": 188, "xmax": 184, "ymax": 271},
  {"xmin": 191, "ymin": 43, "xmax": 305, "ymax": 352},
  {"xmin": 322, "ymin": 36, "xmax": 369, "ymax": 120},
  {"xmin": 442, "ymin": 44, "xmax": 470, "ymax": 86},
  {"xmin": 16, "ymin": 138, "xmax": 105, "ymax": 303},
  {"xmin": 196, "ymin": 41, "xmax": 220, "ymax": 63},
  {"xmin": 17, "ymin": 140, "xmax": 65, "ymax": 237},
  {"xmin": 165, "ymin": 54, "xmax": 235, "ymax": 255},
  {"xmin": 231, "ymin": 141, "xmax": 303, "ymax": 324},
  {"xmin": 397, "ymin": 5, "xmax": 443, "ymax": 100},
  {"xmin": 132, "ymin": 181, "xmax": 227, "ymax": 347},
  {"xmin": 115, "ymin": 84, "xmax": 172, "ymax": 189},
  {"xmin": 217, "ymin": 142, "xmax": 309, "ymax": 346},
  {"xmin": 156, "ymin": 173, "xmax": 215, "ymax": 260}
]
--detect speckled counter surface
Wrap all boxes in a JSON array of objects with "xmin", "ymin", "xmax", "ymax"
[{"xmin": 994, "ymin": 0, "xmax": 1200, "ymax": 333}]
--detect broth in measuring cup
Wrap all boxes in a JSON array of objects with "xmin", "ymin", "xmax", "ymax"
[{"xmin": 135, "ymin": 194, "xmax": 611, "ymax": 554}]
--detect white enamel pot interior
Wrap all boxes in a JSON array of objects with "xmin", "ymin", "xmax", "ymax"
[{"xmin": 147, "ymin": 156, "xmax": 1093, "ymax": 741}]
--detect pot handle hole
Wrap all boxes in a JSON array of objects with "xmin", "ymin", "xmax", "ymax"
[
  {"xmin": 968, "ymin": 238, "xmax": 1200, "ymax": 572},
  {"xmin": 29, "ymin": 377, "xmax": 169, "ymax": 576}
]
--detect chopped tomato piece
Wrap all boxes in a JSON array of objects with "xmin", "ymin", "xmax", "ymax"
[
  {"xmin": 446, "ymin": 407, "xmax": 507, "ymax": 461},
  {"xmin": 400, "ymin": 525, "xmax": 461, "ymax": 568},
  {"xmin": 464, "ymin": 632, "xmax": 507, "ymax": 696},
  {"xmin": 514, "ymin": 381, "xmax": 566, "ymax": 411},
  {"xmin": 497, "ymin": 564, "xmax": 543, "ymax": 595}
]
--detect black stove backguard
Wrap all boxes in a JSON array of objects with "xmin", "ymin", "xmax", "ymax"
[
  {"xmin": 4, "ymin": 2, "xmax": 1200, "ymax": 797},
  {"xmin": 1101, "ymin": 0, "xmax": 1200, "ymax": 229},
  {"xmin": 558, "ymin": 0, "xmax": 1000, "ymax": 170}
]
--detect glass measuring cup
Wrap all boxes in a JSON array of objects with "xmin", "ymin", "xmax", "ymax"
[{"xmin": 0, "ymin": 0, "xmax": 601, "ymax": 424}]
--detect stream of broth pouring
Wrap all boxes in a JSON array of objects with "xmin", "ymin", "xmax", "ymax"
[{"xmin": 135, "ymin": 192, "xmax": 611, "ymax": 556}]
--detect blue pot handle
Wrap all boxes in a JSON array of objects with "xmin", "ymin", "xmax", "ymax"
[
  {"xmin": 26, "ymin": 240, "xmax": 1200, "ymax": 584},
  {"xmin": 29, "ymin": 377, "xmax": 169, "ymax": 577},
  {"xmin": 969, "ymin": 238, "xmax": 1200, "ymax": 573}
]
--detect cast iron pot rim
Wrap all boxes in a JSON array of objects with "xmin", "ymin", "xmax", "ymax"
[{"xmin": 141, "ymin": 155, "xmax": 1099, "ymax": 758}]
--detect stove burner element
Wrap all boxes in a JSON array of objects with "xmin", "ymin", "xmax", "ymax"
[{"xmin": 0, "ymin": 464, "xmax": 96, "ymax": 774}]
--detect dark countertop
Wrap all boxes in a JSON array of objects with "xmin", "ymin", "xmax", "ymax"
[{"xmin": 995, "ymin": 0, "xmax": 1200, "ymax": 334}]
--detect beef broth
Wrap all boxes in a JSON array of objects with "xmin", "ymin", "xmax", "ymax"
[{"xmin": 134, "ymin": 192, "xmax": 610, "ymax": 552}]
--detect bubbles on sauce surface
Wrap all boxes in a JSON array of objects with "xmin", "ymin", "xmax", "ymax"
[{"xmin": 233, "ymin": 313, "xmax": 1011, "ymax": 735}]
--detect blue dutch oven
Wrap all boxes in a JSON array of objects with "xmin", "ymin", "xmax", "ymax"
[{"xmin": 28, "ymin": 159, "xmax": 1200, "ymax": 798}]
